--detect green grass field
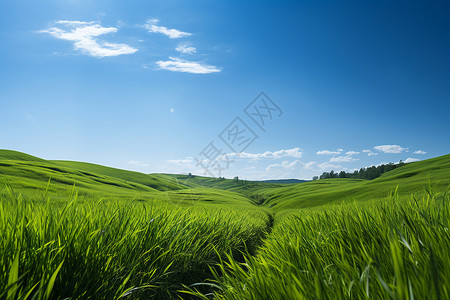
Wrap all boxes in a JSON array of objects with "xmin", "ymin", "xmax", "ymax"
[{"xmin": 1, "ymin": 149, "xmax": 449, "ymax": 299}]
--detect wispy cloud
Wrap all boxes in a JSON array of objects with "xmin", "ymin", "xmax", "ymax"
[
  {"xmin": 167, "ymin": 157, "xmax": 195, "ymax": 164},
  {"xmin": 316, "ymin": 149, "xmax": 342, "ymax": 155},
  {"xmin": 345, "ymin": 151, "xmax": 360, "ymax": 155},
  {"xmin": 374, "ymin": 145, "xmax": 408, "ymax": 154},
  {"xmin": 227, "ymin": 148, "xmax": 303, "ymax": 160},
  {"xmin": 40, "ymin": 20, "xmax": 138, "ymax": 57},
  {"xmin": 156, "ymin": 57, "xmax": 221, "ymax": 74},
  {"xmin": 329, "ymin": 156, "xmax": 359, "ymax": 163},
  {"xmin": 305, "ymin": 161, "xmax": 343, "ymax": 171},
  {"xmin": 413, "ymin": 150, "xmax": 426, "ymax": 154},
  {"xmin": 176, "ymin": 43, "xmax": 197, "ymax": 54},
  {"xmin": 266, "ymin": 160, "xmax": 301, "ymax": 171},
  {"xmin": 404, "ymin": 157, "xmax": 420, "ymax": 163},
  {"xmin": 362, "ymin": 149, "xmax": 378, "ymax": 156},
  {"xmin": 144, "ymin": 19, "xmax": 191, "ymax": 39}
]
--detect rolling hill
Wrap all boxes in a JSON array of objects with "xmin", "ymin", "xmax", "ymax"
[
  {"xmin": 251, "ymin": 154, "xmax": 450, "ymax": 212},
  {"xmin": 1, "ymin": 149, "xmax": 449, "ymax": 299},
  {"xmin": 0, "ymin": 149, "xmax": 449, "ymax": 213}
]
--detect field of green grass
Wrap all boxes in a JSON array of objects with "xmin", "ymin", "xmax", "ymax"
[{"xmin": 1, "ymin": 149, "xmax": 449, "ymax": 299}]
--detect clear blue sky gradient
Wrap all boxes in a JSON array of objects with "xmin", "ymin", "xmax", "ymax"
[{"xmin": 1, "ymin": 0, "xmax": 449, "ymax": 180}]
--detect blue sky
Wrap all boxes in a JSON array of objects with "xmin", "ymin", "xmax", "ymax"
[{"xmin": 0, "ymin": 0, "xmax": 449, "ymax": 180}]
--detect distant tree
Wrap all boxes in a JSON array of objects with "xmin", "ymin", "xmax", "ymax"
[
  {"xmin": 320, "ymin": 172, "xmax": 329, "ymax": 179},
  {"xmin": 188, "ymin": 172, "xmax": 192, "ymax": 178},
  {"xmin": 313, "ymin": 161, "xmax": 406, "ymax": 181},
  {"xmin": 339, "ymin": 171, "xmax": 347, "ymax": 178},
  {"xmin": 312, "ymin": 176, "xmax": 319, "ymax": 181}
]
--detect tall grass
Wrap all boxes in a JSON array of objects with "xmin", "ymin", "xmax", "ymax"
[
  {"xmin": 189, "ymin": 188, "xmax": 450, "ymax": 299},
  {"xmin": 0, "ymin": 184, "xmax": 270, "ymax": 299}
]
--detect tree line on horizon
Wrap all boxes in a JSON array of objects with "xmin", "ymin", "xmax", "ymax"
[{"xmin": 313, "ymin": 161, "xmax": 405, "ymax": 181}]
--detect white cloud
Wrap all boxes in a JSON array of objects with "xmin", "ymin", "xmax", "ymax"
[
  {"xmin": 304, "ymin": 161, "xmax": 342, "ymax": 171},
  {"xmin": 316, "ymin": 149, "xmax": 342, "ymax": 155},
  {"xmin": 227, "ymin": 147, "xmax": 303, "ymax": 160},
  {"xmin": 304, "ymin": 162, "xmax": 317, "ymax": 169},
  {"xmin": 144, "ymin": 19, "xmax": 191, "ymax": 39},
  {"xmin": 56, "ymin": 20, "xmax": 94, "ymax": 25},
  {"xmin": 40, "ymin": 20, "xmax": 138, "ymax": 57},
  {"xmin": 176, "ymin": 43, "xmax": 197, "ymax": 54},
  {"xmin": 170, "ymin": 108, "xmax": 175, "ymax": 113},
  {"xmin": 168, "ymin": 157, "xmax": 194, "ymax": 164},
  {"xmin": 266, "ymin": 160, "xmax": 302, "ymax": 171},
  {"xmin": 128, "ymin": 160, "xmax": 149, "ymax": 167},
  {"xmin": 404, "ymin": 157, "xmax": 420, "ymax": 163},
  {"xmin": 345, "ymin": 151, "xmax": 360, "ymax": 155},
  {"xmin": 413, "ymin": 150, "xmax": 426, "ymax": 154},
  {"xmin": 318, "ymin": 162, "xmax": 343, "ymax": 170},
  {"xmin": 362, "ymin": 149, "xmax": 378, "ymax": 156},
  {"xmin": 374, "ymin": 145, "xmax": 408, "ymax": 154},
  {"xmin": 156, "ymin": 57, "xmax": 221, "ymax": 74},
  {"xmin": 329, "ymin": 156, "xmax": 359, "ymax": 163}
]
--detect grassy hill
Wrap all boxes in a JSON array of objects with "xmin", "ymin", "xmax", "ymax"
[
  {"xmin": 0, "ymin": 149, "xmax": 49, "ymax": 163},
  {"xmin": 154, "ymin": 173, "xmax": 295, "ymax": 198},
  {"xmin": 250, "ymin": 154, "xmax": 450, "ymax": 212},
  {"xmin": 1, "ymin": 149, "xmax": 449, "ymax": 211},
  {"xmin": 52, "ymin": 160, "xmax": 188, "ymax": 191},
  {"xmin": 0, "ymin": 150, "xmax": 265, "ymax": 209},
  {"xmin": 1, "ymin": 149, "xmax": 449, "ymax": 299}
]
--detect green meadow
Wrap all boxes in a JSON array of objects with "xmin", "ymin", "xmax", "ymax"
[{"xmin": 0, "ymin": 149, "xmax": 449, "ymax": 299}]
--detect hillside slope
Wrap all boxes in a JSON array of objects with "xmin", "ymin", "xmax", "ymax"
[
  {"xmin": 0, "ymin": 150, "xmax": 258, "ymax": 208},
  {"xmin": 256, "ymin": 154, "xmax": 450, "ymax": 212},
  {"xmin": 154, "ymin": 173, "xmax": 295, "ymax": 198},
  {"xmin": 53, "ymin": 161, "xmax": 187, "ymax": 191},
  {"xmin": 1, "ymin": 149, "xmax": 448, "ymax": 212}
]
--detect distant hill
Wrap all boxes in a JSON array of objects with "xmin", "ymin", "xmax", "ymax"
[
  {"xmin": 0, "ymin": 149, "xmax": 288, "ymax": 206},
  {"xmin": 1, "ymin": 149, "xmax": 448, "ymax": 212},
  {"xmin": 260, "ymin": 179, "xmax": 308, "ymax": 184},
  {"xmin": 53, "ymin": 160, "xmax": 187, "ymax": 191},
  {"xmin": 251, "ymin": 154, "xmax": 450, "ymax": 212}
]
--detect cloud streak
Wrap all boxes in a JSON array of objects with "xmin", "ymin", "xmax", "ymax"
[
  {"xmin": 316, "ymin": 149, "xmax": 343, "ymax": 155},
  {"xmin": 404, "ymin": 157, "xmax": 420, "ymax": 163},
  {"xmin": 305, "ymin": 161, "xmax": 343, "ymax": 171},
  {"xmin": 266, "ymin": 160, "xmax": 301, "ymax": 171},
  {"xmin": 176, "ymin": 43, "xmax": 197, "ymax": 54},
  {"xmin": 145, "ymin": 19, "xmax": 191, "ymax": 39},
  {"xmin": 156, "ymin": 57, "xmax": 221, "ymax": 74},
  {"xmin": 40, "ymin": 20, "xmax": 138, "ymax": 57},
  {"xmin": 329, "ymin": 156, "xmax": 359, "ymax": 163},
  {"xmin": 227, "ymin": 147, "xmax": 303, "ymax": 160},
  {"xmin": 374, "ymin": 145, "xmax": 408, "ymax": 154},
  {"xmin": 413, "ymin": 150, "xmax": 426, "ymax": 154},
  {"xmin": 362, "ymin": 149, "xmax": 378, "ymax": 156}
]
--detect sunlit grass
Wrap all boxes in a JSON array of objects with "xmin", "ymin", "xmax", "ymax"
[
  {"xmin": 188, "ymin": 187, "xmax": 450, "ymax": 299},
  {"xmin": 0, "ymin": 184, "xmax": 270, "ymax": 299},
  {"xmin": 1, "ymin": 150, "xmax": 449, "ymax": 299}
]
